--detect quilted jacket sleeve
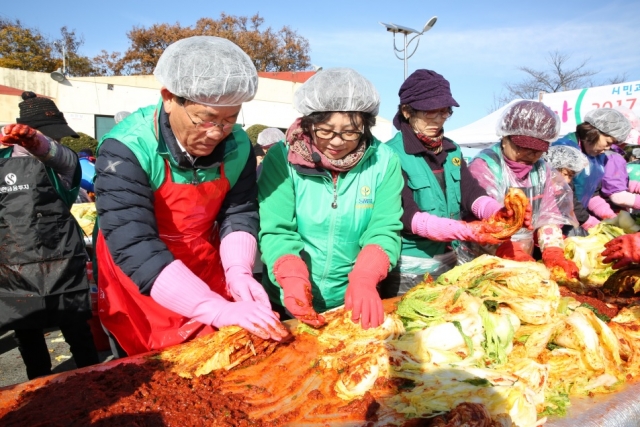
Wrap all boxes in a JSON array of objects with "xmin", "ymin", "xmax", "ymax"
[{"xmin": 94, "ymin": 138, "xmax": 174, "ymax": 295}]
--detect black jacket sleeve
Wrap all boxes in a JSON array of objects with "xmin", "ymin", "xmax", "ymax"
[
  {"xmin": 571, "ymin": 182, "xmax": 590, "ymax": 224},
  {"xmin": 217, "ymin": 144, "xmax": 259, "ymax": 240},
  {"xmin": 94, "ymin": 139, "xmax": 174, "ymax": 295}
]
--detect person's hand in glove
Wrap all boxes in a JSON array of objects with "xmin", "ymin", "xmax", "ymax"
[
  {"xmin": 587, "ymin": 195, "xmax": 616, "ymax": 220},
  {"xmin": 495, "ymin": 240, "xmax": 535, "ymax": 262},
  {"xmin": 273, "ymin": 255, "xmax": 326, "ymax": 327},
  {"xmin": 412, "ymin": 212, "xmax": 503, "ymax": 245},
  {"xmin": 542, "ymin": 247, "xmax": 579, "ymax": 280},
  {"xmin": 629, "ymin": 180, "xmax": 640, "ymax": 194},
  {"xmin": 472, "ymin": 195, "xmax": 533, "ymax": 229},
  {"xmin": 1, "ymin": 124, "xmax": 51, "ymax": 156},
  {"xmin": 345, "ymin": 245, "xmax": 388, "ymax": 329},
  {"xmin": 151, "ymin": 260, "xmax": 289, "ymax": 341},
  {"xmin": 220, "ymin": 231, "xmax": 270, "ymax": 307},
  {"xmin": 602, "ymin": 233, "xmax": 640, "ymax": 269}
]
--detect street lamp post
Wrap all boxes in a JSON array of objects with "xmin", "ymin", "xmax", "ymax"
[
  {"xmin": 379, "ymin": 17, "xmax": 438, "ymax": 80},
  {"xmin": 50, "ymin": 41, "xmax": 68, "ymax": 82}
]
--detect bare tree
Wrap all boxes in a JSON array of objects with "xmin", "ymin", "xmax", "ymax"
[{"xmin": 491, "ymin": 51, "xmax": 600, "ymax": 111}]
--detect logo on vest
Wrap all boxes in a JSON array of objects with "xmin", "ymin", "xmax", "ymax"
[
  {"xmin": 5, "ymin": 173, "xmax": 17, "ymax": 185},
  {"xmin": 452, "ymin": 157, "xmax": 461, "ymax": 166},
  {"xmin": 1, "ymin": 173, "xmax": 29, "ymax": 193},
  {"xmin": 360, "ymin": 186, "xmax": 371, "ymax": 197}
]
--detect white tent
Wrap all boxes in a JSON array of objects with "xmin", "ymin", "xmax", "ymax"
[{"xmin": 446, "ymin": 104, "xmax": 509, "ymax": 149}]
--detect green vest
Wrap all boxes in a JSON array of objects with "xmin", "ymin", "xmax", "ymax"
[
  {"xmin": 627, "ymin": 162, "xmax": 640, "ymax": 182},
  {"xmin": 386, "ymin": 132, "xmax": 463, "ymax": 261},
  {"xmin": 98, "ymin": 99, "xmax": 250, "ymax": 190}
]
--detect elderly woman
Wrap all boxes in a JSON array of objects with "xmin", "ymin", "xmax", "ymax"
[
  {"xmin": 542, "ymin": 144, "xmax": 592, "ymax": 236},
  {"xmin": 554, "ymin": 109, "xmax": 635, "ymax": 217},
  {"xmin": 464, "ymin": 100, "xmax": 579, "ymax": 278},
  {"xmin": 258, "ymin": 68, "xmax": 403, "ymax": 329},
  {"xmin": 383, "ymin": 69, "xmax": 521, "ymax": 296}
]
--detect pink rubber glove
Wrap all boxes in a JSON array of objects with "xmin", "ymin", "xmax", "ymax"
[
  {"xmin": 609, "ymin": 191, "xmax": 640, "ymax": 210},
  {"xmin": 602, "ymin": 233, "xmax": 640, "ymax": 269},
  {"xmin": 220, "ymin": 231, "xmax": 270, "ymax": 307},
  {"xmin": 273, "ymin": 255, "xmax": 326, "ymax": 327},
  {"xmin": 1, "ymin": 124, "xmax": 51, "ymax": 156},
  {"xmin": 151, "ymin": 260, "xmax": 288, "ymax": 341},
  {"xmin": 412, "ymin": 212, "xmax": 502, "ymax": 245},
  {"xmin": 581, "ymin": 215, "xmax": 600, "ymax": 231},
  {"xmin": 629, "ymin": 180, "xmax": 640, "ymax": 194},
  {"xmin": 587, "ymin": 195, "xmax": 616, "ymax": 219},
  {"xmin": 345, "ymin": 245, "xmax": 388, "ymax": 329},
  {"xmin": 471, "ymin": 196, "xmax": 502, "ymax": 220}
]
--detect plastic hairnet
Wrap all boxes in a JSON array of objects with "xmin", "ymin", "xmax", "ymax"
[
  {"xmin": 257, "ymin": 128, "xmax": 285, "ymax": 147},
  {"xmin": 614, "ymin": 106, "xmax": 640, "ymax": 145},
  {"xmin": 114, "ymin": 111, "xmax": 131, "ymax": 124},
  {"xmin": 496, "ymin": 99, "xmax": 561, "ymax": 142},
  {"xmin": 583, "ymin": 108, "xmax": 631, "ymax": 142},
  {"xmin": 293, "ymin": 68, "xmax": 380, "ymax": 115},
  {"xmin": 154, "ymin": 36, "xmax": 258, "ymax": 107},
  {"xmin": 543, "ymin": 145, "xmax": 589, "ymax": 173}
]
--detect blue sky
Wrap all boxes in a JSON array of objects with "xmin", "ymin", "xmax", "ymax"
[{"xmin": 3, "ymin": 0, "xmax": 640, "ymax": 132}]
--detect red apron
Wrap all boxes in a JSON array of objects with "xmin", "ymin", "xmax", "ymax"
[{"xmin": 97, "ymin": 160, "xmax": 231, "ymax": 356}]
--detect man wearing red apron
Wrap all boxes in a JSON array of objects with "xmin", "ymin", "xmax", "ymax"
[{"xmin": 94, "ymin": 36, "xmax": 288, "ymax": 357}]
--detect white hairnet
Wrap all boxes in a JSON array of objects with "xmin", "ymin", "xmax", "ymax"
[
  {"xmin": 543, "ymin": 145, "xmax": 589, "ymax": 173},
  {"xmin": 583, "ymin": 108, "xmax": 631, "ymax": 142},
  {"xmin": 154, "ymin": 36, "xmax": 258, "ymax": 107},
  {"xmin": 293, "ymin": 68, "xmax": 380, "ymax": 115},
  {"xmin": 257, "ymin": 128, "xmax": 285, "ymax": 147},
  {"xmin": 114, "ymin": 111, "xmax": 131, "ymax": 124},
  {"xmin": 496, "ymin": 99, "xmax": 560, "ymax": 142},
  {"xmin": 633, "ymin": 147, "xmax": 640, "ymax": 157}
]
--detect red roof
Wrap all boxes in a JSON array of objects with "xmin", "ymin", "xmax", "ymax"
[
  {"xmin": 258, "ymin": 71, "xmax": 316, "ymax": 83},
  {"xmin": 0, "ymin": 85, "xmax": 49, "ymax": 98}
]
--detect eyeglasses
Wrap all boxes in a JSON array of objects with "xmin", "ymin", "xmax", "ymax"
[
  {"xmin": 420, "ymin": 108, "xmax": 453, "ymax": 120},
  {"xmin": 312, "ymin": 126, "xmax": 364, "ymax": 141},
  {"xmin": 181, "ymin": 104, "xmax": 237, "ymax": 132}
]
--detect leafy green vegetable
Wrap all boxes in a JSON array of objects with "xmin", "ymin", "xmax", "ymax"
[
  {"xmin": 483, "ymin": 299, "xmax": 499, "ymax": 312},
  {"xmin": 297, "ymin": 323, "xmax": 319, "ymax": 336},
  {"xmin": 462, "ymin": 377, "xmax": 493, "ymax": 387},
  {"xmin": 452, "ymin": 320, "xmax": 474, "ymax": 358},
  {"xmin": 578, "ymin": 303, "xmax": 611, "ymax": 323},
  {"xmin": 396, "ymin": 288, "xmax": 444, "ymax": 330},
  {"xmin": 539, "ymin": 391, "xmax": 570, "ymax": 417}
]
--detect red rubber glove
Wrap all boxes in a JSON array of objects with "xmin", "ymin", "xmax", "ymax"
[
  {"xmin": 273, "ymin": 255, "xmax": 326, "ymax": 327},
  {"xmin": 345, "ymin": 245, "xmax": 389, "ymax": 329},
  {"xmin": 542, "ymin": 247, "xmax": 579, "ymax": 279},
  {"xmin": 495, "ymin": 240, "xmax": 535, "ymax": 262},
  {"xmin": 602, "ymin": 233, "xmax": 640, "ymax": 269},
  {"xmin": 1, "ymin": 124, "xmax": 50, "ymax": 155}
]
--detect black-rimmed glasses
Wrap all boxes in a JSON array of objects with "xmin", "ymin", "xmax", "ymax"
[{"xmin": 312, "ymin": 126, "xmax": 364, "ymax": 141}]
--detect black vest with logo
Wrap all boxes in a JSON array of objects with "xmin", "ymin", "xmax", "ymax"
[{"xmin": 0, "ymin": 156, "xmax": 91, "ymax": 330}]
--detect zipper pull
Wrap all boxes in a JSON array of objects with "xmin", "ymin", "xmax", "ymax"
[{"xmin": 331, "ymin": 180, "xmax": 338, "ymax": 209}]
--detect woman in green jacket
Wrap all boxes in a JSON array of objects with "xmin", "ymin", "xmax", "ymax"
[{"xmin": 258, "ymin": 68, "xmax": 403, "ymax": 330}]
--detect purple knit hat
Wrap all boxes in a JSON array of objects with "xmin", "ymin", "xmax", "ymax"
[{"xmin": 393, "ymin": 69, "xmax": 459, "ymax": 129}]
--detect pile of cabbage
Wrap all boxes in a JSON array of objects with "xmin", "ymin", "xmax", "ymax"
[
  {"xmin": 563, "ymin": 216, "xmax": 631, "ymax": 287},
  {"xmin": 383, "ymin": 255, "xmax": 640, "ymax": 427}
]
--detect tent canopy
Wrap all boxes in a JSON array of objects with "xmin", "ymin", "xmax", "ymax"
[{"xmin": 446, "ymin": 104, "xmax": 509, "ymax": 149}]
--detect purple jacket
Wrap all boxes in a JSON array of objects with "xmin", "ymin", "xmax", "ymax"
[{"xmin": 601, "ymin": 151, "xmax": 629, "ymax": 197}]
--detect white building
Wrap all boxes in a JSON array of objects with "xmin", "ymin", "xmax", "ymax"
[{"xmin": 0, "ymin": 68, "xmax": 394, "ymax": 142}]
